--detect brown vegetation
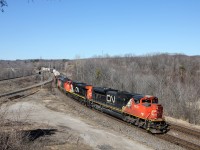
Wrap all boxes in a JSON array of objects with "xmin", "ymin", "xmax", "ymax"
[
  {"xmin": 71, "ymin": 54, "xmax": 200, "ymax": 125},
  {"xmin": 0, "ymin": 59, "xmax": 69, "ymax": 81},
  {"xmin": 0, "ymin": 107, "xmax": 44, "ymax": 150}
]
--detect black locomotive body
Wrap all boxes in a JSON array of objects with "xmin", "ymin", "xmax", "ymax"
[{"xmin": 93, "ymin": 87, "xmax": 133, "ymax": 109}]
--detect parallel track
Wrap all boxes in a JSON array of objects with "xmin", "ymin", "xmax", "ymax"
[
  {"xmin": 90, "ymin": 106, "xmax": 200, "ymax": 150},
  {"xmin": 169, "ymin": 124, "xmax": 200, "ymax": 139},
  {"xmin": 6, "ymin": 89, "xmax": 41, "ymax": 101},
  {"xmin": 0, "ymin": 77, "xmax": 53, "ymax": 98},
  {"xmin": 155, "ymin": 134, "xmax": 200, "ymax": 150}
]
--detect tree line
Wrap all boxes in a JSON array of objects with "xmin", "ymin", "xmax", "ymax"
[{"xmin": 70, "ymin": 54, "xmax": 200, "ymax": 125}]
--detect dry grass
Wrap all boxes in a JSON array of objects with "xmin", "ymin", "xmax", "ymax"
[{"xmin": 0, "ymin": 103, "xmax": 45, "ymax": 150}]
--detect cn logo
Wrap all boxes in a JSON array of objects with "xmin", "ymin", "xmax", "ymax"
[
  {"xmin": 106, "ymin": 95, "xmax": 115, "ymax": 103},
  {"xmin": 75, "ymin": 87, "xmax": 79, "ymax": 93}
]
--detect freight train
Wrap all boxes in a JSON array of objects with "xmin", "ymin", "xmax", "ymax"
[{"xmin": 52, "ymin": 69, "xmax": 168, "ymax": 133}]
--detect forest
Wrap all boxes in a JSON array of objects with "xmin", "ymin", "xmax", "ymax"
[{"xmin": 70, "ymin": 54, "xmax": 200, "ymax": 125}]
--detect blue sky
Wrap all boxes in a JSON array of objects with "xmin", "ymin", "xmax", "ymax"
[{"xmin": 0, "ymin": 0, "xmax": 200, "ymax": 60}]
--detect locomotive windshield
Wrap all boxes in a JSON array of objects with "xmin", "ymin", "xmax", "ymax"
[
  {"xmin": 142, "ymin": 99, "xmax": 151, "ymax": 103},
  {"xmin": 142, "ymin": 99, "xmax": 151, "ymax": 107}
]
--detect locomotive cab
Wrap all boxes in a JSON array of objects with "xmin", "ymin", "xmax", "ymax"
[
  {"xmin": 125, "ymin": 95, "xmax": 163, "ymax": 121},
  {"xmin": 123, "ymin": 94, "xmax": 167, "ymax": 133},
  {"xmin": 140, "ymin": 96, "xmax": 163, "ymax": 120}
]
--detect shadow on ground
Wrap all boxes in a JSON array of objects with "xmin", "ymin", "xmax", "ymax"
[{"xmin": 22, "ymin": 128, "xmax": 57, "ymax": 141}]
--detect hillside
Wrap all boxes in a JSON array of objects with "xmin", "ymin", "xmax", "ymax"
[{"xmin": 66, "ymin": 54, "xmax": 200, "ymax": 125}]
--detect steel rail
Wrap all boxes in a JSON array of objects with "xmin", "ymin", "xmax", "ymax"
[
  {"xmin": 0, "ymin": 77, "xmax": 53, "ymax": 98},
  {"xmin": 169, "ymin": 123, "xmax": 200, "ymax": 139},
  {"xmin": 155, "ymin": 134, "xmax": 200, "ymax": 150}
]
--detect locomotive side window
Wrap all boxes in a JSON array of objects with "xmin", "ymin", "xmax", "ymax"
[
  {"xmin": 152, "ymin": 98, "xmax": 158, "ymax": 104},
  {"xmin": 133, "ymin": 95, "xmax": 143, "ymax": 104},
  {"xmin": 142, "ymin": 99, "xmax": 151, "ymax": 103}
]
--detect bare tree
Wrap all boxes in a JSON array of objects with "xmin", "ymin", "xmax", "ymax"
[
  {"xmin": 0, "ymin": 0, "xmax": 7, "ymax": 12},
  {"xmin": 69, "ymin": 54, "xmax": 200, "ymax": 125}
]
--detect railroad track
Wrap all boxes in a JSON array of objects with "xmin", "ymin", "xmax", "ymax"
[
  {"xmin": 58, "ymin": 89, "xmax": 200, "ymax": 150},
  {"xmin": 95, "ymin": 107, "xmax": 200, "ymax": 150},
  {"xmin": 0, "ymin": 89, "xmax": 41, "ymax": 104},
  {"xmin": 6, "ymin": 89, "xmax": 40, "ymax": 101},
  {"xmin": 0, "ymin": 77, "xmax": 53, "ymax": 98},
  {"xmin": 169, "ymin": 123, "xmax": 200, "ymax": 139},
  {"xmin": 155, "ymin": 134, "xmax": 200, "ymax": 150},
  {"xmin": 90, "ymin": 104, "xmax": 200, "ymax": 150}
]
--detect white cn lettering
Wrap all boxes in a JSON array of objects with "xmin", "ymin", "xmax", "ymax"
[
  {"xmin": 106, "ymin": 95, "xmax": 115, "ymax": 103},
  {"xmin": 75, "ymin": 87, "xmax": 79, "ymax": 93}
]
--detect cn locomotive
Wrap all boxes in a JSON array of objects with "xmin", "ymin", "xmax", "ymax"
[{"xmin": 53, "ymin": 71, "xmax": 168, "ymax": 133}]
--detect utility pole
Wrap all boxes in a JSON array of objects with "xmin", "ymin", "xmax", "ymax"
[{"xmin": 41, "ymin": 69, "xmax": 43, "ymax": 89}]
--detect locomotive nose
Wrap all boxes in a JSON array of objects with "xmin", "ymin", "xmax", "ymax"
[{"xmin": 151, "ymin": 105, "xmax": 163, "ymax": 119}]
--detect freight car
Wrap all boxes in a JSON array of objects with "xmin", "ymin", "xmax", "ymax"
[{"xmin": 54, "ymin": 71, "xmax": 168, "ymax": 133}]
